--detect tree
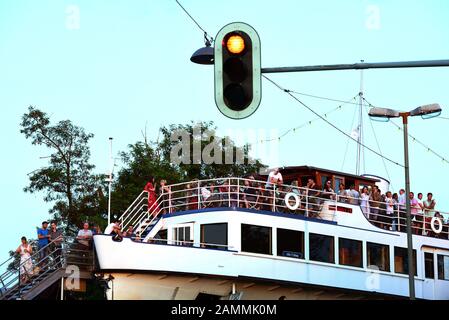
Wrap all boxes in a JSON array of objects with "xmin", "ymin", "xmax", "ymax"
[
  {"xmin": 111, "ymin": 121, "xmax": 266, "ymax": 214},
  {"xmin": 20, "ymin": 106, "xmax": 107, "ymax": 230}
]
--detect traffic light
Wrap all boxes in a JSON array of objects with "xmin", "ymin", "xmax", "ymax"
[{"xmin": 214, "ymin": 22, "xmax": 261, "ymax": 119}]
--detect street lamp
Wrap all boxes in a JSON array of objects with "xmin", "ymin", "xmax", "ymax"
[
  {"xmin": 190, "ymin": 32, "xmax": 214, "ymax": 65},
  {"xmin": 369, "ymin": 103, "xmax": 442, "ymax": 300}
]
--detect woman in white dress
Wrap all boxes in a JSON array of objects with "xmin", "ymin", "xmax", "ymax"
[
  {"xmin": 15, "ymin": 237, "xmax": 33, "ymax": 285},
  {"xmin": 360, "ymin": 186, "xmax": 371, "ymax": 218}
]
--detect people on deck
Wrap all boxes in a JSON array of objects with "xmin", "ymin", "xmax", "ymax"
[
  {"xmin": 384, "ymin": 191, "xmax": 395, "ymax": 231},
  {"xmin": 369, "ymin": 186, "xmax": 382, "ymax": 221},
  {"xmin": 144, "ymin": 176, "xmax": 160, "ymax": 216},
  {"xmin": 360, "ymin": 186, "xmax": 370, "ymax": 218},
  {"xmin": 92, "ymin": 225, "xmax": 102, "ymax": 235},
  {"xmin": 348, "ymin": 185, "xmax": 360, "ymax": 205},
  {"xmin": 306, "ymin": 178, "xmax": 321, "ymax": 216},
  {"xmin": 265, "ymin": 168, "xmax": 283, "ymax": 190},
  {"xmin": 322, "ymin": 180, "xmax": 335, "ymax": 200},
  {"xmin": 123, "ymin": 225, "xmax": 136, "ymax": 239},
  {"xmin": 76, "ymin": 222, "xmax": 93, "ymax": 250},
  {"xmin": 159, "ymin": 179, "xmax": 172, "ymax": 214},
  {"xmin": 409, "ymin": 192, "xmax": 421, "ymax": 234},
  {"xmin": 243, "ymin": 177, "xmax": 259, "ymax": 209},
  {"xmin": 337, "ymin": 183, "xmax": 348, "ymax": 203},
  {"xmin": 423, "ymin": 193, "xmax": 436, "ymax": 215}
]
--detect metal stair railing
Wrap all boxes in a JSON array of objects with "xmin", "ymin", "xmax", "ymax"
[
  {"xmin": 118, "ymin": 190, "xmax": 148, "ymax": 230},
  {"xmin": 0, "ymin": 237, "xmax": 94, "ymax": 300},
  {"xmin": 133, "ymin": 193, "xmax": 166, "ymax": 234}
]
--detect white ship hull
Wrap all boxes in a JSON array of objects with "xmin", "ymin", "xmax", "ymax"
[{"xmin": 94, "ymin": 205, "xmax": 449, "ymax": 300}]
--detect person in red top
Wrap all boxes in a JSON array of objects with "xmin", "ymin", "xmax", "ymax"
[{"xmin": 144, "ymin": 176, "xmax": 160, "ymax": 216}]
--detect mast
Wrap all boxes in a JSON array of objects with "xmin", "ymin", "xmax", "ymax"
[{"xmin": 356, "ymin": 60, "xmax": 364, "ymax": 176}]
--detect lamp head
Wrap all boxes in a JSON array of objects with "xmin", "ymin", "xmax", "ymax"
[
  {"xmin": 410, "ymin": 103, "xmax": 442, "ymax": 119},
  {"xmin": 368, "ymin": 107, "xmax": 400, "ymax": 122}
]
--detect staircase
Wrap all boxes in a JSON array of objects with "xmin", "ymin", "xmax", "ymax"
[
  {"xmin": 118, "ymin": 191, "xmax": 165, "ymax": 241},
  {"xmin": 0, "ymin": 239, "xmax": 94, "ymax": 300}
]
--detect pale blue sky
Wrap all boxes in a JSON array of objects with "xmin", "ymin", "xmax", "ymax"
[{"xmin": 1, "ymin": 0, "xmax": 448, "ymax": 265}]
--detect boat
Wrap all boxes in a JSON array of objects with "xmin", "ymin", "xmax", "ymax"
[{"xmin": 91, "ymin": 166, "xmax": 449, "ymax": 300}]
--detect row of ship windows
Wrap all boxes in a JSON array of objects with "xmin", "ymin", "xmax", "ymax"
[{"xmin": 169, "ymin": 223, "xmax": 449, "ymax": 281}]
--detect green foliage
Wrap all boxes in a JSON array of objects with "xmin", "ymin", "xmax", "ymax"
[
  {"xmin": 111, "ymin": 121, "xmax": 266, "ymax": 214},
  {"xmin": 20, "ymin": 106, "xmax": 107, "ymax": 230}
]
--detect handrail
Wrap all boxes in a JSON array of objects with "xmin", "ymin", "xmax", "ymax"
[
  {"xmin": 118, "ymin": 190, "xmax": 148, "ymax": 222},
  {"xmin": 116, "ymin": 177, "xmax": 449, "ymax": 244},
  {"xmin": 0, "ymin": 236, "xmax": 94, "ymax": 300}
]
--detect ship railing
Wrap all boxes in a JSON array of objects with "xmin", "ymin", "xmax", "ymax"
[
  {"xmin": 118, "ymin": 190, "xmax": 149, "ymax": 231},
  {"xmin": 0, "ymin": 237, "xmax": 93, "ymax": 300},
  {"xmin": 138, "ymin": 177, "xmax": 339, "ymax": 222},
  {"xmin": 355, "ymin": 196, "xmax": 449, "ymax": 240},
  {"xmin": 118, "ymin": 177, "xmax": 449, "ymax": 241}
]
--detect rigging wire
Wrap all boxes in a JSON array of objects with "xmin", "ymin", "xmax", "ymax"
[
  {"xmin": 175, "ymin": 0, "xmax": 213, "ymax": 43},
  {"xmin": 364, "ymin": 103, "xmax": 394, "ymax": 190},
  {"xmin": 340, "ymin": 103, "xmax": 359, "ymax": 172},
  {"xmin": 262, "ymin": 74, "xmax": 404, "ymax": 168},
  {"xmin": 287, "ymin": 90, "xmax": 369, "ymax": 107},
  {"xmin": 259, "ymin": 96, "xmax": 357, "ymax": 143}
]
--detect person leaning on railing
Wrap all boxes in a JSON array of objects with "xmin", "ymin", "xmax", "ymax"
[
  {"xmin": 409, "ymin": 192, "xmax": 422, "ymax": 235},
  {"xmin": 337, "ymin": 183, "xmax": 348, "ymax": 203},
  {"xmin": 49, "ymin": 221, "xmax": 63, "ymax": 265},
  {"xmin": 76, "ymin": 222, "xmax": 93, "ymax": 250},
  {"xmin": 306, "ymin": 178, "xmax": 321, "ymax": 216},
  {"xmin": 322, "ymin": 180, "xmax": 335, "ymax": 201},
  {"xmin": 423, "ymin": 192, "xmax": 436, "ymax": 215},
  {"xmin": 369, "ymin": 186, "xmax": 382, "ymax": 222},
  {"xmin": 159, "ymin": 179, "xmax": 172, "ymax": 214},
  {"xmin": 383, "ymin": 191, "xmax": 395, "ymax": 231},
  {"xmin": 242, "ymin": 177, "xmax": 259, "ymax": 210}
]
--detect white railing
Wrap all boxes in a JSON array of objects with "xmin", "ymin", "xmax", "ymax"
[
  {"xmin": 118, "ymin": 190, "xmax": 148, "ymax": 230},
  {"xmin": 117, "ymin": 177, "xmax": 449, "ymax": 242}
]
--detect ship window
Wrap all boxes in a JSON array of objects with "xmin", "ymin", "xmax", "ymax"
[
  {"xmin": 277, "ymin": 228, "xmax": 304, "ymax": 259},
  {"xmin": 241, "ymin": 224, "xmax": 272, "ymax": 255},
  {"xmin": 437, "ymin": 255, "xmax": 449, "ymax": 281},
  {"xmin": 339, "ymin": 238, "xmax": 362, "ymax": 268},
  {"xmin": 173, "ymin": 224, "xmax": 193, "ymax": 246},
  {"xmin": 153, "ymin": 229, "xmax": 167, "ymax": 244},
  {"xmin": 321, "ymin": 176, "xmax": 331, "ymax": 189},
  {"xmin": 394, "ymin": 247, "xmax": 417, "ymax": 275},
  {"xmin": 309, "ymin": 233, "xmax": 334, "ymax": 263},
  {"xmin": 425, "ymin": 252, "xmax": 434, "ymax": 279},
  {"xmin": 367, "ymin": 242, "xmax": 390, "ymax": 272},
  {"xmin": 201, "ymin": 223, "xmax": 228, "ymax": 250}
]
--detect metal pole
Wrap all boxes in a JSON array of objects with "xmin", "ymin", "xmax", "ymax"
[
  {"xmin": 107, "ymin": 137, "xmax": 113, "ymax": 225},
  {"xmin": 261, "ymin": 59, "xmax": 449, "ymax": 74},
  {"xmin": 356, "ymin": 61, "xmax": 364, "ymax": 176},
  {"xmin": 401, "ymin": 114, "xmax": 415, "ymax": 300},
  {"xmin": 60, "ymin": 277, "xmax": 64, "ymax": 301}
]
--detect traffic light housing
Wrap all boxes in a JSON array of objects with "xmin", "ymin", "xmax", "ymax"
[{"xmin": 215, "ymin": 22, "xmax": 261, "ymax": 119}]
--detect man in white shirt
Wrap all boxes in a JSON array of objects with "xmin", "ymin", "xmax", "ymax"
[
  {"xmin": 265, "ymin": 168, "xmax": 283, "ymax": 189},
  {"xmin": 398, "ymin": 188, "xmax": 406, "ymax": 211},
  {"xmin": 77, "ymin": 222, "xmax": 93, "ymax": 249}
]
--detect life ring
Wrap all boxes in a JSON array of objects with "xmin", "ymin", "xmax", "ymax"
[
  {"xmin": 430, "ymin": 217, "xmax": 443, "ymax": 234},
  {"xmin": 285, "ymin": 192, "xmax": 300, "ymax": 210}
]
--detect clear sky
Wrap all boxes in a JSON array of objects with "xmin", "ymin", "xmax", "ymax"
[{"xmin": 1, "ymin": 0, "xmax": 448, "ymax": 265}]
